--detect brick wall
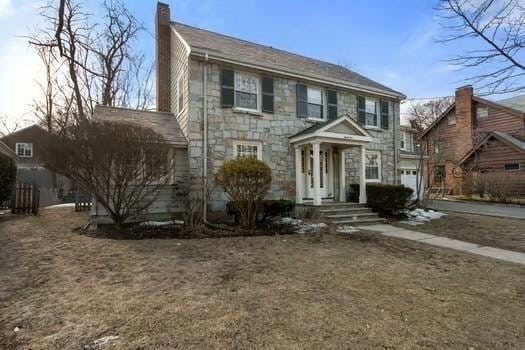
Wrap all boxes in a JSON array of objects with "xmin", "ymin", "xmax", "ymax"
[{"xmin": 156, "ymin": 3, "xmax": 171, "ymax": 112}]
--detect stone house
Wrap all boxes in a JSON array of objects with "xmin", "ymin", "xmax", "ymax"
[
  {"xmin": 421, "ymin": 86, "xmax": 525, "ymax": 196},
  {"xmin": 93, "ymin": 3, "xmax": 406, "ymax": 223}
]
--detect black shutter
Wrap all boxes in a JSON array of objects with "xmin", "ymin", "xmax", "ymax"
[
  {"xmin": 357, "ymin": 96, "xmax": 366, "ymax": 125},
  {"xmin": 296, "ymin": 83, "xmax": 307, "ymax": 118},
  {"xmin": 380, "ymin": 99, "xmax": 389, "ymax": 129},
  {"xmin": 327, "ymin": 90, "xmax": 338, "ymax": 120},
  {"xmin": 262, "ymin": 76, "xmax": 274, "ymax": 113},
  {"xmin": 220, "ymin": 69, "xmax": 234, "ymax": 108}
]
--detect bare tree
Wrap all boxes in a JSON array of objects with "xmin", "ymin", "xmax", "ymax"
[
  {"xmin": 405, "ymin": 97, "xmax": 454, "ymax": 204},
  {"xmin": 438, "ymin": 0, "xmax": 525, "ymax": 95},
  {"xmin": 0, "ymin": 115, "xmax": 20, "ymax": 137},
  {"xmin": 44, "ymin": 120, "xmax": 172, "ymax": 230},
  {"xmin": 28, "ymin": 0, "xmax": 154, "ymax": 129}
]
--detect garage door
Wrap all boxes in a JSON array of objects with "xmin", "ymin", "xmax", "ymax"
[{"xmin": 401, "ymin": 169, "xmax": 423, "ymax": 198}]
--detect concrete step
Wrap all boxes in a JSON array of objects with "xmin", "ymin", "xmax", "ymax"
[
  {"xmin": 320, "ymin": 203, "xmax": 367, "ymax": 209},
  {"xmin": 320, "ymin": 207, "xmax": 372, "ymax": 214},
  {"xmin": 331, "ymin": 217, "xmax": 387, "ymax": 225},
  {"xmin": 325, "ymin": 212, "xmax": 378, "ymax": 219}
]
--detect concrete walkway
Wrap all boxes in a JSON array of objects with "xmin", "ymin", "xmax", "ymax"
[
  {"xmin": 428, "ymin": 199, "xmax": 525, "ymax": 219},
  {"xmin": 366, "ymin": 224, "xmax": 525, "ymax": 266}
]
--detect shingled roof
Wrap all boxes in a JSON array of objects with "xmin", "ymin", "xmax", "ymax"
[
  {"xmin": 172, "ymin": 22, "xmax": 405, "ymax": 98},
  {"xmin": 93, "ymin": 106, "xmax": 187, "ymax": 147}
]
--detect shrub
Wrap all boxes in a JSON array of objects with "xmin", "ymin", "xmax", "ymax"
[
  {"xmin": 350, "ymin": 183, "xmax": 413, "ymax": 217},
  {"xmin": 0, "ymin": 155, "xmax": 16, "ymax": 203},
  {"xmin": 348, "ymin": 184, "xmax": 360, "ymax": 203},
  {"xmin": 216, "ymin": 157, "xmax": 272, "ymax": 228},
  {"xmin": 261, "ymin": 199, "xmax": 295, "ymax": 219},
  {"xmin": 482, "ymin": 172, "xmax": 514, "ymax": 203}
]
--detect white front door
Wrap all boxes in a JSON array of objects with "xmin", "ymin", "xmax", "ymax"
[{"xmin": 304, "ymin": 145, "xmax": 331, "ymax": 199}]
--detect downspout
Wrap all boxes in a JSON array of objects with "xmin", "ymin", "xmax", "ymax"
[
  {"xmin": 203, "ymin": 52, "xmax": 209, "ymax": 222},
  {"xmin": 393, "ymin": 100, "xmax": 398, "ymax": 184}
]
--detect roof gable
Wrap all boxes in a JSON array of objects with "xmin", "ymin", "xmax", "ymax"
[
  {"xmin": 172, "ymin": 22, "xmax": 405, "ymax": 99},
  {"xmin": 460, "ymin": 131, "xmax": 525, "ymax": 164},
  {"xmin": 289, "ymin": 115, "xmax": 372, "ymax": 144}
]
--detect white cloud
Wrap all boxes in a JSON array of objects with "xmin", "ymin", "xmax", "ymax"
[{"xmin": 0, "ymin": 0, "xmax": 13, "ymax": 18}]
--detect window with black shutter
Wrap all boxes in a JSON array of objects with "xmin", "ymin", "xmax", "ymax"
[
  {"xmin": 327, "ymin": 90, "xmax": 338, "ymax": 119},
  {"xmin": 296, "ymin": 84, "xmax": 308, "ymax": 118},
  {"xmin": 220, "ymin": 69, "xmax": 234, "ymax": 108},
  {"xmin": 380, "ymin": 99, "xmax": 389, "ymax": 129},
  {"xmin": 357, "ymin": 96, "xmax": 366, "ymax": 125},
  {"xmin": 262, "ymin": 77, "xmax": 274, "ymax": 113}
]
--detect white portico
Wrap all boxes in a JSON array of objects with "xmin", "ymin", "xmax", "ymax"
[{"xmin": 289, "ymin": 115, "xmax": 373, "ymax": 206}]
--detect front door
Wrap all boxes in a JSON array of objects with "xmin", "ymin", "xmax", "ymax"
[{"xmin": 305, "ymin": 145, "xmax": 331, "ymax": 199}]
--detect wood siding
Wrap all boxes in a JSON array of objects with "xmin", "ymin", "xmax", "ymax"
[
  {"xmin": 475, "ymin": 102, "xmax": 525, "ymax": 140},
  {"xmin": 463, "ymin": 138, "xmax": 525, "ymax": 195},
  {"xmin": 170, "ymin": 29, "xmax": 190, "ymax": 137}
]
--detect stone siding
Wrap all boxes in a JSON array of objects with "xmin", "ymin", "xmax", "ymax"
[{"xmin": 187, "ymin": 58, "xmax": 400, "ymax": 210}]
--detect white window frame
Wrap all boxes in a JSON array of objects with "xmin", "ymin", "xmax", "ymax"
[
  {"xmin": 233, "ymin": 141, "xmax": 262, "ymax": 160},
  {"xmin": 364, "ymin": 97, "xmax": 379, "ymax": 128},
  {"xmin": 476, "ymin": 106, "xmax": 488, "ymax": 120},
  {"xmin": 305, "ymin": 85, "xmax": 326, "ymax": 121},
  {"xmin": 233, "ymin": 71, "xmax": 261, "ymax": 113},
  {"xmin": 400, "ymin": 131, "xmax": 407, "ymax": 151},
  {"xmin": 448, "ymin": 112, "xmax": 456, "ymax": 125},
  {"xmin": 177, "ymin": 75, "xmax": 184, "ymax": 115},
  {"xmin": 365, "ymin": 151, "xmax": 381, "ymax": 183},
  {"xmin": 16, "ymin": 143, "xmax": 33, "ymax": 158}
]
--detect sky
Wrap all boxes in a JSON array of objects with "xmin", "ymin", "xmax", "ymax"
[{"xmin": 0, "ymin": 0, "xmax": 514, "ymax": 130}]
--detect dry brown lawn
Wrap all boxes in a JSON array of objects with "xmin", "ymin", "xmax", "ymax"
[
  {"xmin": 1, "ymin": 208, "xmax": 524, "ymax": 349},
  {"xmin": 394, "ymin": 212, "xmax": 525, "ymax": 253}
]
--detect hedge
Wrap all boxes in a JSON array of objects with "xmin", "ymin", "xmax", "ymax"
[
  {"xmin": 227, "ymin": 199, "xmax": 295, "ymax": 224},
  {"xmin": 0, "ymin": 155, "xmax": 16, "ymax": 203},
  {"xmin": 348, "ymin": 183, "xmax": 413, "ymax": 217}
]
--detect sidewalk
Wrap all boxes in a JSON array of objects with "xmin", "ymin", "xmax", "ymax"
[
  {"xmin": 366, "ymin": 224, "xmax": 525, "ymax": 265},
  {"xmin": 428, "ymin": 199, "xmax": 525, "ymax": 219}
]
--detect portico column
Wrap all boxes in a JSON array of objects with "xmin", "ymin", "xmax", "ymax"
[
  {"xmin": 294, "ymin": 146, "xmax": 303, "ymax": 204},
  {"xmin": 339, "ymin": 150, "xmax": 346, "ymax": 202},
  {"xmin": 328, "ymin": 147, "xmax": 334, "ymax": 197},
  {"xmin": 312, "ymin": 142, "xmax": 321, "ymax": 206},
  {"xmin": 359, "ymin": 145, "xmax": 367, "ymax": 204}
]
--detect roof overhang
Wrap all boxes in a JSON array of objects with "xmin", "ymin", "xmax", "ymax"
[
  {"xmin": 289, "ymin": 115, "xmax": 373, "ymax": 147},
  {"xmin": 459, "ymin": 132, "xmax": 525, "ymax": 165},
  {"xmin": 189, "ymin": 49, "xmax": 406, "ymax": 100}
]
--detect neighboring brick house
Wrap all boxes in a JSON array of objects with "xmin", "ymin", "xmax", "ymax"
[
  {"xmin": 421, "ymin": 86, "xmax": 525, "ymax": 196},
  {"xmin": 93, "ymin": 3, "xmax": 406, "ymax": 222},
  {"xmin": 0, "ymin": 124, "xmax": 73, "ymax": 205}
]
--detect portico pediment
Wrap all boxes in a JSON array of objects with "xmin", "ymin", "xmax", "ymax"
[{"xmin": 289, "ymin": 115, "xmax": 373, "ymax": 146}]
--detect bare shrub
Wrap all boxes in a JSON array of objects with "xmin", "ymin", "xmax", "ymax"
[
  {"xmin": 216, "ymin": 157, "xmax": 272, "ymax": 228},
  {"xmin": 482, "ymin": 173, "xmax": 514, "ymax": 203},
  {"xmin": 44, "ymin": 120, "xmax": 172, "ymax": 230}
]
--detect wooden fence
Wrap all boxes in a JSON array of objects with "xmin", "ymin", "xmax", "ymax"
[
  {"xmin": 75, "ymin": 192, "xmax": 92, "ymax": 212},
  {"xmin": 11, "ymin": 183, "xmax": 40, "ymax": 215}
]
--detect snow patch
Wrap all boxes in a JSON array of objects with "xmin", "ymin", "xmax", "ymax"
[
  {"xmin": 140, "ymin": 220, "xmax": 184, "ymax": 227},
  {"xmin": 46, "ymin": 203, "xmax": 76, "ymax": 208},
  {"xmin": 402, "ymin": 209, "xmax": 447, "ymax": 225},
  {"xmin": 83, "ymin": 335, "xmax": 119, "ymax": 349},
  {"xmin": 278, "ymin": 217, "xmax": 327, "ymax": 234},
  {"xmin": 337, "ymin": 225, "xmax": 358, "ymax": 234}
]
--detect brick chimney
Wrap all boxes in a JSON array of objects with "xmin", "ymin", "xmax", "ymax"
[
  {"xmin": 156, "ymin": 2, "xmax": 171, "ymax": 112},
  {"xmin": 454, "ymin": 85, "xmax": 475, "ymax": 157}
]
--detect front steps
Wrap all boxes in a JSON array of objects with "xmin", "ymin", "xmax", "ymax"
[{"xmin": 318, "ymin": 202, "xmax": 386, "ymax": 226}]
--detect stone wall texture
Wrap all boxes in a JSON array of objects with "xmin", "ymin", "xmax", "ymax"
[{"xmin": 185, "ymin": 58, "xmax": 400, "ymax": 210}]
